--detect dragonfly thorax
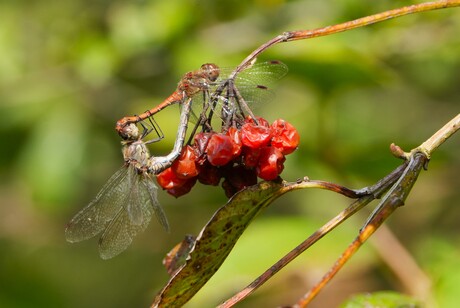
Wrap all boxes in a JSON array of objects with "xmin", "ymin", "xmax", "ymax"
[
  {"xmin": 123, "ymin": 140, "xmax": 150, "ymax": 171},
  {"xmin": 177, "ymin": 63, "xmax": 220, "ymax": 97}
]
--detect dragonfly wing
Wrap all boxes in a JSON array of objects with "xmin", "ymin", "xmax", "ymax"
[
  {"xmin": 181, "ymin": 91, "xmax": 207, "ymax": 125},
  {"xmin": 236, "ymin": 60, "xmax": 288, "ymax": 87},
  {"xmin": 234, "ymin": 61, "xmax": 288, "ymax": 110},
  {"xmin": 98, "ymin": 207, "xmax": 131, "ymax": 260},
  {"xmin": 143, "ymin": 174, "xmax": 170, "ymax": 232},
  {"xmin": 65, "ymin": 166, "xmax": 130, "ymax": 243},
  {"xmin": 211, "ymin": 61, "xmax": 288, "ymax": 118},
  {"xmin": 126, "ymin": 167, "xmax": 144, "ymax": 226},
  {"xmin": 216, "ymin": 60, "xmax": 288, "ymax": 88},
  {"xmin": 98, "ymin": 171, "xmax": 153, "ymax": 259}
]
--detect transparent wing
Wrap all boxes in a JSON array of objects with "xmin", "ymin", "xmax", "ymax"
[
  {"xmin": 65, "ymin": 166, "xmax": 130, "ymax": 243},
  {"xmin": 210, "ymin": 61, "xmax": 288, "ymax": 119},
  {"xmin": 235, "ymin": 60, "xmax": 288, "ymax": 87},
  {"xmin": 180, "ymin": 94, "xmax": 205, "ymax": 125},
  {"xmin": 179, "ymin": 61, "xmax": 288, "ymax": 126},
  {"xmin": 217, "ymin": 60, "xmax": 288, "ymax": 88},
  {"xmin": 98, "ymin": 168, "xmax": 154, "ymax": 259},
  {"xmin": 126, "ymin": 168, "xmax": 144, "ymax": 226},
  {"xmin": 220, "ymin": 60, "xmax": 288, "ymax": 102},
  {"xmin": 143, "ymin": 173, "xmax": 170, "ymax": 232}
]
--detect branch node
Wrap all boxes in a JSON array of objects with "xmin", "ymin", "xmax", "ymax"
[{"xmin": 390, "ymin": 143, "xmax": 410, "ymax": 160}]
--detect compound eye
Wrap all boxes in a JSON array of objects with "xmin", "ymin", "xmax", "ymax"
[
  {"xmin": 121, "ymin": 123, "xmax": 140, "ymax": 141},
  {"xmin": 200, "ymin": 63, "xmax": 220, "ymax": 82}
]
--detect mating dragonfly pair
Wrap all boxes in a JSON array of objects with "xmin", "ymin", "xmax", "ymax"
[{"xmin": 65, "ymin": 59, "xmax": 288, "ymax": 259}]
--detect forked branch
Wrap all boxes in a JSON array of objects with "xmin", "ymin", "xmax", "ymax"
[{"xmin": 220, "ymin": 112, "xmax": 459, "ymax": 307}]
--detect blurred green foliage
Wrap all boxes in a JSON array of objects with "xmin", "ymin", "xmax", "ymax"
[
  {"xmin": 0, "ymin": 1, "xmax": 459, "ymax": 307},
  {"xmin": 340, "ymin": 291, "xmax": 421, "ymax": 307}
]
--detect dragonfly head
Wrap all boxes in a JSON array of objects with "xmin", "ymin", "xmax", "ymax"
[
  {"xmin": 200, "ymin": 63, "xmax": 220, "ymax": 82},
  {"xmin": 119, "ymin": 123, "xmax": 140, "ymax": 142}
]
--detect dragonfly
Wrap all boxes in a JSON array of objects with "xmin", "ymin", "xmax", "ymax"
[
  {"xmin": 66, "ymin": 97, "xmax": 193, "ymax": 259},
  {"xmin": 66, "ymin": 61, "xmax": 287, "ymax": 258},
  {"xmin": 65, "ymin": 123, "xmax": 171, "ymax": 259},
  {"xmin": 116, "ymin": 60, "xmax": 288, "ymax": 173}
]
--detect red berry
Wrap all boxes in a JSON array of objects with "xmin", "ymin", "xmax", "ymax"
[
  {"xmin": 256, "ymin": 146, "xmax": 286, "ymax": 180},
  {"xmin": 242, "ymin": 146, "xmax": 262, "ymax": 168},
  {"xmin": 271, "ymin": 119, "xmax": 300, "ymax": 155},
  {"xmin": 171, "ymin": 145, "xmax": 199, "ymax": 179},
  {"xmin": 227, "ymin": 127, "xmax": 242, "ymax": 157},
  {"xmin": 241, "ymin": 122, "xmax": 272, "ymax": 149},
  {"xmin": 193, "ymin": 132, "xmax": 213, "ymax": 165},
  {"xmin": 222, "ymin": 178, "xmax": 237, "ymax": 198},
  {"xmin": 157, "ymin": 167, "xmax": 187, "ymax": 190},
  {"xmin": 245, "ymin": 116, "xmax": 270, "ymax": 128},
  {"xmin": 197, "ymin": 162, "xmax": 222, "ymax": 186},
  {"xmin": 167, "ymin": 177, "xmax": 197, "ymax": 198},
  {"xmin": 206, "ymin": 133, "xmax": 235, "ymax": 166},
  {"xmin": 224, "ymin": 165, "xmax": 257, "ymax": 191}
]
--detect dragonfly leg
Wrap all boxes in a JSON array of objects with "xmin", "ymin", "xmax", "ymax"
[
  {"xmin": 232, "ymin": 85, "xmax": 257, "ymax": 123},
  {"xmin": 148, "ymin": 98, "xmax": 192, "ymax": 174},
  {"xmin": 142, "ymin": 115, "xmax": 164, "ymax": 144}
]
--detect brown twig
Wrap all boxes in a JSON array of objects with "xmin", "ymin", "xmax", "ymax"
[
  {"xmin": 218, "ymin": 2, "xmax": 459, "ymax": 306},
  {"xmin": 418, "ymin": 113, "xmax": 460, "ymax": 157},
  {"xmin": 218, "ymin": 162, "xmax": 409, "ymax": 307},
  {"xmin": 294, "ymin": 112, "xmax": 460, "ymax": 306},
  {"xmin": 150, "ymin": 2, "xmax": 459, "ymax": 306},
  {"xmin": 295, "ymin": 152, "xmax": 429, "ymax": 307},
  {"xmin": 230, "ymin": 0, "xmax": 460, "ymax": 79},
  {"xmin": 217, "ymin": 197, "xmax": 373, "ymax": 308}
]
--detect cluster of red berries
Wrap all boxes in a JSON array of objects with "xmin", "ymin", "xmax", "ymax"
[{"xmin": 156, "ymin": 117, "xmax": 300, "ymax": 198}]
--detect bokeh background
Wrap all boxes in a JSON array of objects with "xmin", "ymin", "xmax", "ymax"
[{"xmin": 0, "ymin": 1, "xmax": 459, "ymax": 307}]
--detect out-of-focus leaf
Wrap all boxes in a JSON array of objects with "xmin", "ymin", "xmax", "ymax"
[
  {"xmin": 18, "ymin": 101, "xmax": 88, "ymax": 206},
  {"xmin": 340, "ymin": 291, "xmax": 421, "ymax": 308}
]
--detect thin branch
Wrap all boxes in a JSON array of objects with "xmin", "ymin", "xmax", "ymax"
[
  {"xmin": 217, "ymin": 197, "xmax": 373, "ymax": 308},
  {"xmin": 294, "ymin": 152, "xmax": 429, "ymax": 307},
  {"xmin": 218, "ymin": 162, "xmax": 409, "ymax": 307},
  {"xmin": 150, "ymin": 2, "xmax": 459, "ymax": 306},
  {"xmin": 419, "ymin": 113, "xmax": 460, "ymax": 157},
  {"xmin": 217, "ymin": 2, "xmax": 460, "ymax": 306},
  {"xmin": 231, "ymin": 0, "xmax": 460, "ymax": 76}
]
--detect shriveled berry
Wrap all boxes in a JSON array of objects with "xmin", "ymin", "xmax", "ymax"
[
  {"xmin": 206, "ymin": 133, "xmax": 235, "ymax": 166},
  {"xmin": 245, "ymin": 116, "xmax": 270, "ymax": 128},
  {"xmin": 167, "ymin": 177, "xmax": 197, "ymax": 198},
  {"xmin": 171, "ymin": 145, "xmax": 199, "ymax": 179},
  {"xmin": 193, "ymin": 132, "xmax": 213, "ymax": 165},
  {"xmin": 271, "ymin": 119, "xmax": 300, "ymax": 155},
  {"xmin": 227, "ymin": 127, "xmax": 242, "ymax": 157},
  {"xmin": 197, "ymin": 162, "xmax": 222, "ymax": 186},
  {"xmin": 224, "ymin": 165, "xmax": 257, "ymax": 192},
  {"xmin": 157, "ymin": 167, "xmax": 187, "ymax": 190},
  {"xmin": 242, "ymin": 146, "xmax": 262, "ymax": 168},
  {"xmin": 222, "ymin": 179, "xmax": 237, "ymax": 198},
  {"xmin": 241, "ymin": 122, "xmax": 272, "ymax": 149},
  {"xmin": 256, "ymin": 146, "xmax": 286, "ymax": 181}
]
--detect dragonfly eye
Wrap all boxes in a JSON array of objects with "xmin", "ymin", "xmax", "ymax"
[
  {"xmin": 200, "ymin": 63, "xmax": 220, "ymax": 82},
  {"xmin": 120, "ymin": 123, "xmax": 140, "ymax": 141}
]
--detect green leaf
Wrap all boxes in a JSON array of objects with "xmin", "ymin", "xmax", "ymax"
[
  {"xmin": 153, "ymin": 178, "xmax": 357, "ymax": 306},
  {"xmin": 153, "ymin": 180, "xmax": 285, "ymax": 307}
]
